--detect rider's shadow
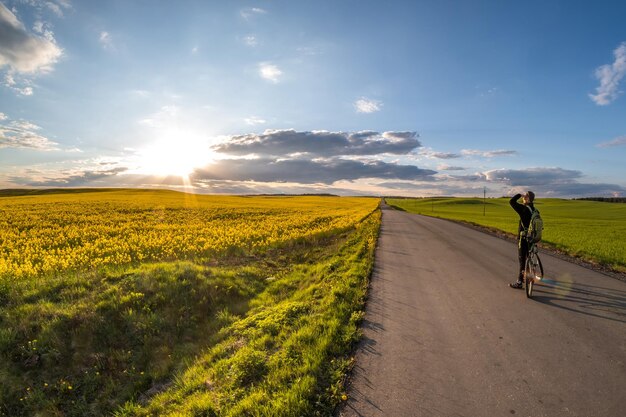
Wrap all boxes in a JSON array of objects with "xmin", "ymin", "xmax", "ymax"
[{"xmin": 531, "ymin": 275, "xmax": 626, "ymax": 324}]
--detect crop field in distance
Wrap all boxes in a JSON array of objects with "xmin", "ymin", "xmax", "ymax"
[
  {"xmin": 386, "ymin": 197, "xmax": 626, "ymax": 273},
  {"xmin": 0, "ymin": 189, "xmax": 381, "ymax": 416}
]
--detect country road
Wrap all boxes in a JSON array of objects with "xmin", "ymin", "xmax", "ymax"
[{"xmin": 338, "ymin": 204, "xmax": 626, "ymax": 417}]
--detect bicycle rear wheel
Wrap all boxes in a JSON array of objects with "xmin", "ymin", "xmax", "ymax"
[
  {"xmin": 525, "ymin": 255, "xmax": 536, "ymax": 298},
  {"xmin": 536, "ymin": 254, "xmax": 544, "ymax": 279}
]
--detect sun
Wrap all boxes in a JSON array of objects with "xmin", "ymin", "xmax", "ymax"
[{"xmin": 133, "ymin": 128, "xmax": 215, "ymax": 178}]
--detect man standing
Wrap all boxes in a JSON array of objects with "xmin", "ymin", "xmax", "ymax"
[{"xmin": 509, "ymin": 191, "xmax": 536, "ymax": 289}]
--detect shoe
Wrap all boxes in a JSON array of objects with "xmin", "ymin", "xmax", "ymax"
[{"xmin": 509, "ymin": 281, "xmax": 523, "ymax": 289}]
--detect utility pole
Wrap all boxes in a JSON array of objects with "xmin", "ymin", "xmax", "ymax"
[{"xmin": 483, "ymin": 187, "xmax": 486, "ymax": 216}]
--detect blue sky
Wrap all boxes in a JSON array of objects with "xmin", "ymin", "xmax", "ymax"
[{"xmin": 1, "ymin": 0, "xmax": 625, "ymax": 197}]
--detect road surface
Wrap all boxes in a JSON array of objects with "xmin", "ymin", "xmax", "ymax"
[{"xmin": 339, "ymin": 204, "xmax": 626, "ymax": 417}]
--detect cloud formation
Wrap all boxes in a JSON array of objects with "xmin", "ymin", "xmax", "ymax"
[
  {"xmin": 461, "ymin": 149, "xmax": 518, "ymax": 158},
  {"xmin": 99, "ymin": 31, "xmax": 114, "ymax": 50},
  {"xmin": 240, "ymin": 7, "xmax": 267, "ymax": 20},
  {"xmin": 354, "ymin": 97, "xmax": 382, "ymax": 113},
  {"xmin": 589, "ymin": 42, "xmax": 626, "ymax": 106},
  {"xmin": 597, "ymin": 135, "xmax": 626, "ymax": 148},
  {"xmin": 201, "ymin": 129, "xmax": 432, "ymax": 185},
  {"xmin": 0, "ymin": 115, "xmax": 58, "ymax": 150},
  {"xmin": 259, "ymin": 63, "xmax": 282, "ymax": 83},
  {"xmin": 244, "ymin": 116, "xmax": 266, "ymax": 126},
  {"xmin": 212, "ymin": 129, "xmax": 421, "ymax": 157},
  {"xmin": 484, "ymin": 167, "xmax": 582, "ymax": 186},
  {"xmin": 192, "ymin": 158, "xmax": 436, "ymax": 184},
  {"xmin": 419, "ymin": 149, "xmax": 461, "ymax": 159},
  {"xmin": 15, "ymin": 167, "xmax": 128, "ymax": 187},
  {"xmin": 0, "ymin": 4, "xmax": 63, "ymax": 74},
  {"xmin": 243, "ymin": 35, "xmax": 257, "ymax": 47},
  {"xmin": 483, "ymin": 167, "xmax": 624, "ymax": 197},
  {"xmin": 437, "ymin": 165, "xmax": 466, "ymax": 171}
]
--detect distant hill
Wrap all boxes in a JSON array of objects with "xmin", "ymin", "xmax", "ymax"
[
  {"xmin": 0, "ymin": 188, "xmax": 182, "ymax": 197},
  {"xmin": 574, "ymin": 197, "xmax": 626, "ymax": 203},
  {"xmin": 0, "ymin": 189, "xmax": 346, "ymax": 198},
  {"xmin": 246, "ymin": 193, "xmax": 339, "ymax": 197},
  {"xmin": 0, "ymin": 188, "xmax": 124, "ymax": 197}
]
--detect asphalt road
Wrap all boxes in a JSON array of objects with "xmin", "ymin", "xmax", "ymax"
[{"xmin": 338, "ymin": 204, "xmax": 626, "ymax": 417}]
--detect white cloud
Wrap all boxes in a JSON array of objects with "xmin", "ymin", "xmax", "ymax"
[
  {"xmin": 18, "ymin": 86, "xmax": 33, "ymax": 95},
  {"xmin": 0, "ymin": 3, "xmax": 63, "ymax": 74},
  {"xmin": 244, "ymin": 116, "xmax": 267, "ymax": 126},
  {"xmin": 437, "ymin": 165, "xmax": 466, "ymax": 171},
  {"xmin": 354, "ymin": 97, "xmax": 382, "ymax": 113},
  {"xmin": 130, "ymin": 89, "xmax": 150, "ymax": 98},
  {"xmin": 13, "ymin": 167, "xmax": 129, "ymax": 187},
  {"xmin": 213, "ymin": 129, "xmax": 421, "ymax": 157},
  {"xmin": 589, "ymin": 42, "xmax": 626, "ymax": 106},
  {"xmin": 259, "ymin": 63, "xmax": 282, "ymax": 83},
  {"xmin": 138, "ymin": 105, "xmax": 180, "ymax": 127},
  {"xmin": 33, "ymin": 20, "xmax": 44, "ymax": 33},
  {"xmin": 11, "ymin": 120, "xmax": 41, "ymax": 130},
  {"xmin": 0, "ymin": 116, "xmax": 58, "ymax": 150},
  {"xmin": 597, "ymin": 135, "xmax": 626, "ymax": 148},
  {"xmin": 419, "ymin": 148, "xmax": 461, "ymax": 159},
  {"xmin": 483, "ymin": 167, "xmax": 625, "ymax": 197},
  {"xmin": 241, "ymin": 7, "xmax": 267, "ymax": 19},
  {"xmin": 0, "ymin": 3, "xmax": 63, "ymax": 96},
  {"xmin": 46, "ymin": 2, "xmax": 63, "ymax": 17},
  {"xmin": 243, "ymin": 35, "xmax": 257, "ymax": 47},
  {"xmin": 99, "ymin": 31, "xmax": 114, "ymax": 50},
  {"xmin": 4, "ymin": 72, "xmax": 15, "ymax": 86},
  {"xmin": 484, "ymin": 167, "xmax": 582, "ymax": 186},
  {"xmin": 461, "ymin": 149, "xmax": 518, "ymax": 158}
]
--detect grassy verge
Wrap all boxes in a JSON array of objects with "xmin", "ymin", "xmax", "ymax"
[
  {"xmin": 0, "ymin": 210, "xmax": 380, "ymax": 416},
  {"xmin": 116, "ymin": 210, "xmax": 380, "ymax": 416},
  {"xmin": 385, "ymin": 197, "xmax": 626, "ymax": 273}
]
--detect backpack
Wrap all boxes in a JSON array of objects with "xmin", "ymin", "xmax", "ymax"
[{"xmin": 527, "ymin": 207, "xmax": 543, "ymax": 243}]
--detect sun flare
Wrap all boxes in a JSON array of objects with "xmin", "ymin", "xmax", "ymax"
[{"xmin": 133, "ymin": 128, "xmax": 216, "ymax": 178}]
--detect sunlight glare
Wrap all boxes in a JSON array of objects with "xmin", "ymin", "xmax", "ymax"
[{"xmin": 134, "ymin": 128, "xmax": 215, "ymax": 178}]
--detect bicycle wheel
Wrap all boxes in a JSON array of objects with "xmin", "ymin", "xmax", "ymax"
[
  {"xmin": 536, "ymin": 254, "xmax": 544, "ymax": 279},
  {"xmin": 525, "ymin": 255, "xmax": 536, "ymax": 298}
]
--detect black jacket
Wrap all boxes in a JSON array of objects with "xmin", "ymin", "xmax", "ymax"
[{"xmin": 509, "ymin": 194, "xmax": 535, "ymax": 236}]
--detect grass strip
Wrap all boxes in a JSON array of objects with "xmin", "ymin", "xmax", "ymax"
[{"xmin": 115, "ymin": 210, "xmax": 380, "ymax": 417}]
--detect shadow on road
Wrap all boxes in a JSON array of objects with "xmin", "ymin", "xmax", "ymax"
[{"xmin": 531, "ymin": 278, "xmax": 626, "ymax": 323}]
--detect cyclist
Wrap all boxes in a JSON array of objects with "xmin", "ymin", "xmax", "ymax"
[{"xmin": 509, "ymin": 191, "xmax": 536, "ymax": 289}]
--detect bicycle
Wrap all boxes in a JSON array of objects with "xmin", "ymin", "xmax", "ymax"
[{"xmin": 524, "ymin": 240, "xmax": 544, "ymax": 298}]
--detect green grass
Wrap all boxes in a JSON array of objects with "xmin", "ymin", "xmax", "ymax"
[
  {"xmin": 0, "ymin": 208, "xmax": 379, "ymax": 416},
  {"xmin": 115, "ymin": 210, "xmax": 380, "ymax": 416},
  {"xmin": 386, "ymin": 197, "xmax": 626, "ymax": 272}
]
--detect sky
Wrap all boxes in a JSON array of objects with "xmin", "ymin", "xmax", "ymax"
[{"xmin": 1, "ymin": 0, "xmax": 625, "ymax": 198}]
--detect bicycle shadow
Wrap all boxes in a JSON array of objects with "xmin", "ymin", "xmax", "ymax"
[{"xmin": 530, "ymin": 276, "xmax": 626, "ymax": 324}]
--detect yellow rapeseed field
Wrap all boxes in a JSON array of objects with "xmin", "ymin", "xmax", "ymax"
[{"xmin": 0, "ymin": 190, "xmax": 379, "ymax": 279}]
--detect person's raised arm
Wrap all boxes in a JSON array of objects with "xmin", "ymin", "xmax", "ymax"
[{"xmin": 509, "ymin": 193, "xmax": 525, "ymax": 216}]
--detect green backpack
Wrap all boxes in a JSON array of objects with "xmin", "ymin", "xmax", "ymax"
[{"xmin": 527, "ymin": 207, "xmax": 543, "ymax": 243}]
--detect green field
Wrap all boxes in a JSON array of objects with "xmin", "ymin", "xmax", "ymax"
[
  {"xmin": 0, "ymin": 191, "xmax": 380, "ymax": 416},
  {"xmin": 386, "ymin": 197, "xmax": 626, "ymax": 273}
]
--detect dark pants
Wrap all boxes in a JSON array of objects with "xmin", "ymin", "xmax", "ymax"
[{"xmin": 518, "ymin": 238, "xmax": 529, "ymax": 282}]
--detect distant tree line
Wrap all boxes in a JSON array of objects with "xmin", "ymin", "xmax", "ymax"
[{"xmin": 574, "ymin": 197, "xmax": 626, "ymax": 203}]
